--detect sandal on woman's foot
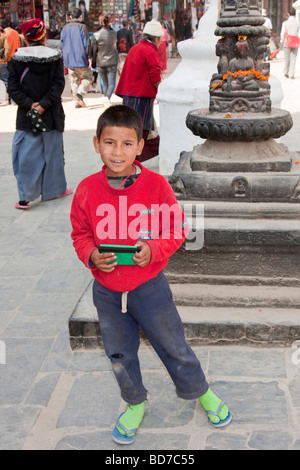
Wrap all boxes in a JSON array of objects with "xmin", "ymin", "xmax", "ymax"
[
  {"xmin": 112, "ymin": 412, "xmax": 137, "ymax": 445},
  {"xmin": 15, "ymin": 201, "xmax": 30, "ymax": 210},
  {"xmin": 55, "ymin": 188, "xmax": 73, "ymax": 199}
]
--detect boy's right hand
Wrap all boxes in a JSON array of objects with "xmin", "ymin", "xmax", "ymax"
[{"xmin": 90, "ymin": 249, "xmax": 117, "ymax": 273}]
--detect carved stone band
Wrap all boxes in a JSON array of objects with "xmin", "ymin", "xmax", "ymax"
[{"xmin": 186, "ymin": 108, "xmax": 293, "ymax": 142}]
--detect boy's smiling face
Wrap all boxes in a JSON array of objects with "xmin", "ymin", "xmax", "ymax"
[{"xmin": 94, "ymin": 126, "xmax": 144, "ymax": 177}]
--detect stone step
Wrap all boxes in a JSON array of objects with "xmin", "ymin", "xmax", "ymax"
[
  {"xmin": 166, "ymin": 272, "xmax": 300, "ymax": 287},
  {"xmin": 178, "ymin": 200, "xmax": 300, "ymax": 248},
  {"xmin": 166, "ymin": 244, "xmax": 300, "ymax": 281},
  {"xmin": 186, "ymin": 216, "xmax": 300, "ymax": 248},
  {"xmin": 171, "ymin": 283, "xmax": 300, "ymax": 309},
  {"xmin": 177, "ymin": 305, "xmax": 300, "ymax": 346},
  {"xmin": 69, "ymin": 281, "xmax": 300, "ymax": 350},
  {"xmin": 181, "ymin": 200, "xmax": 300, "ymax": 220}
]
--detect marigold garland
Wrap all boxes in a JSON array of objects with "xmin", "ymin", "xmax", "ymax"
[{"xmin": 210, "ymin": 68, "xmax": 270, "ymax": 92}]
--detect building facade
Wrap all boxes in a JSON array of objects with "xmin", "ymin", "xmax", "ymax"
[
  {"xmin": 0, "ymin": 0, "xmax": 69, "ymax": 34},
  {"xmin": 0, "ymin": 0, "xmax": 297, "ymax": 37}
]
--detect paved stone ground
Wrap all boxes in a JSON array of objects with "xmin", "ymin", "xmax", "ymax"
[{"xmin": 1, "ymin": 54, "xmax": 300, "ymax": 451}]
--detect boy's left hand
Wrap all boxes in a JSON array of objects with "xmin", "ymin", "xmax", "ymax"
[{"xmin": 133, "ymin": 241, "xmax": 152, "ymax": 267}]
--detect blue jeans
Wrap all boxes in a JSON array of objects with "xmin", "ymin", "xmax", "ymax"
[
  {"xmin": 0, "ymin": 64, "xmax": 9, "ymax": 91},
  {"xmin": 93, "ymin": 272, "xmax": 209, "ymax": 405},
  {"xmin": 98, "ymin": 64, "xmax": 117, "ymax": 99}
]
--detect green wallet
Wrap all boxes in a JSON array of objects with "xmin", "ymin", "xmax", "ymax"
[{"xmin": 98, "ymin": 244, "xmax": 141, "ymax": 265}]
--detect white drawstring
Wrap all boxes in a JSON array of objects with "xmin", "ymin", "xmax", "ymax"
[{"xmin": 121, "ymin": 291, "xmax": 129, "ymax": 313}]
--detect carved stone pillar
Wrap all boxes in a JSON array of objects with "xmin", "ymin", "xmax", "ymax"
[{"xmin": 169, "ymin": 0, "xmax": 300, "ymax": 203}]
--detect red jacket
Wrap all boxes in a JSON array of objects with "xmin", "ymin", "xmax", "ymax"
[
  {"xmin": 115, "ymin": 40, "xmax": 161, "ymax": 99},
  {"xmin": 70, "ymin": 162, "xmax": 188, "ymax": 292}
]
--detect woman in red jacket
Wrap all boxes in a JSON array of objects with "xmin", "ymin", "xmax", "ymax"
[{"xmin": 115, "ymin": 20, "xmax": 163, "ymax": 162}]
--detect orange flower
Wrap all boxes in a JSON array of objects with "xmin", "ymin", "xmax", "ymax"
[
  {"xmin": 222, "ymin": 68, "xmax": 270, "ymax": 82},
  {"xmin": 211, "ymin": 67, "xmax": 269, "ymax": 92}
]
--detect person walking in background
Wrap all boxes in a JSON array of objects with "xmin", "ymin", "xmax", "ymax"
[
  {"xmin": 115, "ymin": 19, "xmax": 163, "ymax": 162},
  {"xmin": 8, "ymin": 19, "xmax": 72, "ymax": 210},
  {"xmin": 0, "ymin": 17, "xmax": 20, "ymax": 105},
  {"xmin": 60, "ymin": 7, "xmax": 93, "ymax": 108},
  {"xmin": 129, "ymin": 19, "xmax": 141, "ymax": 44},
  {"xmin": 0, "ymin": 18, "xmax": 20, "ymax": 63},
  {"xmin": 158, "ymin": 20, "xmax": 168, "ymax": 74},
  {"xmin": 11, "ymin": 22, "xmax": 27, "ymax": 47},
  {"xmin": 116, "ymin": 19, "xmax": 134, "ymax": 76},
  {"xmin": 183, "ymin": 11, "xmax": 192, "ymax": 40},
  {"xmin": 280, "ymin": 7, "xmax": 300, "ymax": 79},
  {"xmin": 92, "ymin": 15, "xmax": 118, "ymax": 108},
  {"xmin": 262, "ymin": 9, "xmax": 272, "ymax": 61},
  {"xmin": 0, "ymin": 24, "xmax": 10, "ymax": 106}
]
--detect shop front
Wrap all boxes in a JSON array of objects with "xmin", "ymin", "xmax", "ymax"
[
  {"xmin": 0, "ymin": 0, "xmax": 33, "ymax": 24},
  {"xmin": 0, "ymin": 0, "xmax": 208, "ymax": 36},
  {"xmin": 0, "ymin": 0, "xmax": 69, "ymax": 36},
  {"xmin": 262, "ymin": 0, "xmax": 295, "ymax": 33}
]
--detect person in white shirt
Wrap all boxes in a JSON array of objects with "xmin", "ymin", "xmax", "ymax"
[
  {"xmin": 262, "ymin": 9, "xmax": 272, "ymax": 61},
  {"xmin": 280, "ymin": 7, "xmax": 300, "ymax": 79}
]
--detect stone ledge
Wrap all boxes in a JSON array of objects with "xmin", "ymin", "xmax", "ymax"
[
  {"xmin": 181, "ymin": 200, "xmax": 300, "ymax": 219},
  {"xmin": 69, "ymin": 304, "xmax": 300, "ymax": 350},
  {"xmin": 69, "ymin": 281, "xmax": 300, "ymax": 350}
]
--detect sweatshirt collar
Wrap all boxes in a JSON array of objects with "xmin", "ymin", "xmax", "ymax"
[{"xmin": 100, "ymin": 160, "xmax": 146, "ymax": 193}]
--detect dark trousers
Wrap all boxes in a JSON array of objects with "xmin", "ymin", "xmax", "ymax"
[{"xmin": 93, "ymin": 271, "xmax": 209, "ymax": 405}]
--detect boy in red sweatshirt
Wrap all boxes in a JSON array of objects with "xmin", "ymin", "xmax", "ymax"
[{"xmin": 70, "ymin": 105, "xmax": 232, "ymax": 445}]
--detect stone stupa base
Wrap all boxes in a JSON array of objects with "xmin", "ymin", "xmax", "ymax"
[{"xmin": 169, "ymin": 138, "xmax": 300, "ymax": 203}]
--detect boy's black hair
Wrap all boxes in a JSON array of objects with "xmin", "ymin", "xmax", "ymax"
[{"xmin": 96, "ymin": 105, "xmax": 143, "ymax": 141}]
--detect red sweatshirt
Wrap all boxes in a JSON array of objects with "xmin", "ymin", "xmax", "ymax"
[{"xmin": 70, "ymin": 161, "xmax": 188, "ymax": 292}]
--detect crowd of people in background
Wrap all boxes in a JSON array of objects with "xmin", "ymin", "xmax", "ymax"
[
  {"xmin": 0, "ymin": 0, "xmax": 180, "ymax": 106},
  {"xmin": 0, "ymin": 1, "xmax": 183, "ymax": 113},
  {"xmin": 0, "ymin": 6, "xmax": 171, "ymax": 159},
  {"xmin": 0, "ymin": 6, "xmax": 169, "ymax": 209},
  {"xmin": 57, "ymin": 6, "xmax": 168, "ymax": 161}
]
